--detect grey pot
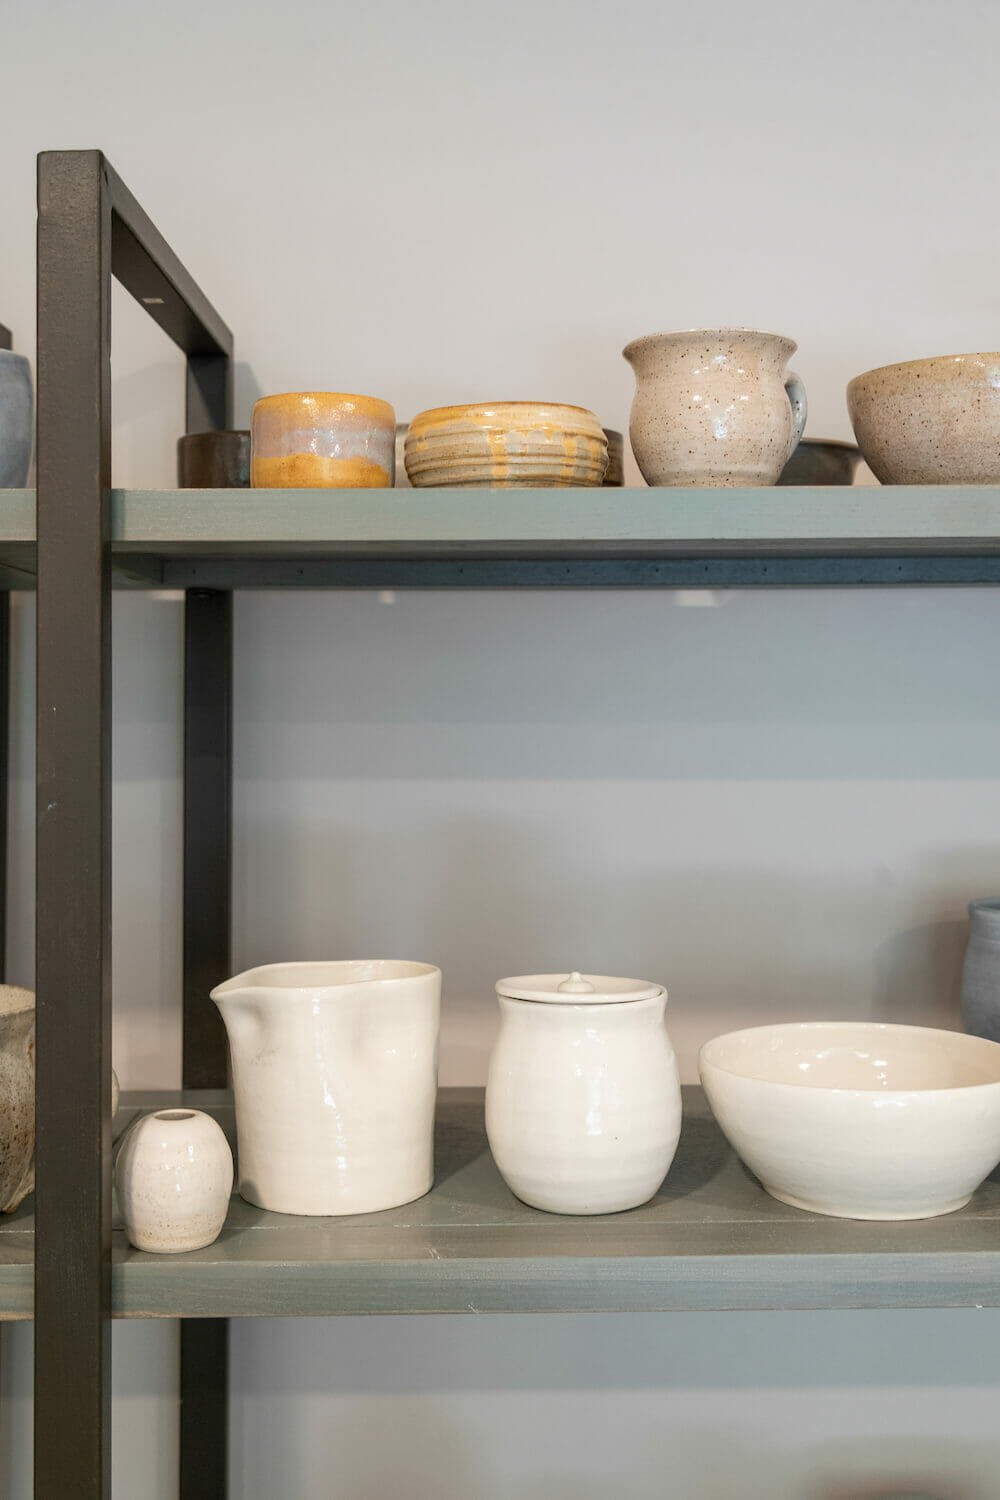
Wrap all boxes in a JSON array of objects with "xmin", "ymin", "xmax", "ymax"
[
  {"xmin": 0, "ymin": 352, "xmax": 33, "ymax": 487},
  {"xmin": 778, "ymin": 436, "xmax": 863, "ymax": 486},
  {"xmin": 960, "ymin": 898, "xmax": 1000, "ymax": 1043}
]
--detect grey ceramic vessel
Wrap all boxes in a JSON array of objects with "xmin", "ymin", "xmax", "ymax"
[
  {"xmin": 0, "ymin": 352, "xmax": 33, "ymax": 487},
  {"xmin": 960, "ymin": 898, "xmax": 1000, "ymax": 1044},
  {"xmin": 778, "ymin": 437, "xmax": 864, "ymax": 486}
]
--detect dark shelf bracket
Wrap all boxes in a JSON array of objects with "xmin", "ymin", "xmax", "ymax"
[{"xmin": 35, "ymin": 149, "xmax": 232, "ymax": 1500}]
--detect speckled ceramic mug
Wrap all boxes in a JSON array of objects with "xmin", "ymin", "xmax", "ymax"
[
  {"xmin": 0, "ymin": 986, "xmax": 35, "ymax": 1213},
  {"xmin": 623, "ymin": 328, "xmax": 807, "ymax": 487}
]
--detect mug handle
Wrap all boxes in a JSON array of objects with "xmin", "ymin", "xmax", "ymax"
[{"xmin": 784, "ymin": 371, "xmax": 807, "ymax": 460}]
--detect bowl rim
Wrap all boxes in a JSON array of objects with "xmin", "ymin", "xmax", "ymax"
[
  {"xmin": 407, "ymin": 402, "xmax": 604, "ymax": 428},
  {"xmin": 698, "ymin": 1020, "xmax": 1000, "ymax": 1094},
  {"xmin": 847, "ymin": 351, "xmax": 1000, "ymax": 393}
]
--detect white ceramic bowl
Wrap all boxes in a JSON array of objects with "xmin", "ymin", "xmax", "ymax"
[{"xmin": 699, "ymin": 1022, "xmax": 1000, "ymax": 1220}]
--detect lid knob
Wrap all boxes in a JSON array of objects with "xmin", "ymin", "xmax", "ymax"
[{"xmin": 557, "ymin": 971, "xmax": 595, "ymax": 995}]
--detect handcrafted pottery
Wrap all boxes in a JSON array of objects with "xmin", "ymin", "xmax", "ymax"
[
  {"xmin": 0, "ymin": 986, "xmax": 34, "ymax": 1213},
  {"xmin": 700, "ymin": 1021, "xmax": 1000, "ymax": 1220},
  {"xmin": 404, "ymin": 403, "xmax": 608, "ymax": 488},
  {"xmin": 623, "ymin": 327, "xmax": 807, "ymax": 487},
  {"xmin": 115, "ymin": 1107, "xmax": 233, "ymax": 1253},
  {"xmin": 778, "ymin": 437, "xmax": 864, "ymax": 486},
  {"xmin": 847, "ymin": 352, "xmax": 1000, "ymax": 483},
  {"xmin": 485, "ymin": 971, "xmax": 682, "ymax": 1214},
  {"xmin": 602, "ymin": 428, "xmax": 625, "ymax": 486},
  {"xmin": 251, "ymin": 392, "xmax": 395, "ymax": 488},
  {"xmin": 394, "ymin": 422, "xmax": 412, "ymax": 487},
  {"xmin": 177, "ymin": 430, "xmax": 251, "ymax": 487},
  {"xmin": 960, "ymin": 898, "xmax": 1000, "ymax": 1044},
  {"xmin": 211, "ymin": 960, "xmax": 441, "ymax": 1215},
  {"xmin": 0, "ymin": 351, "xmax": 33, "ymax": 487}
]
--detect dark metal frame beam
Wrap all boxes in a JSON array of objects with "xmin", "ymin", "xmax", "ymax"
[
  {"xmin": 35, "ymin": 149, "xmax": 232, "ymax": 1500},
  {"xmin": 156, "ymin": 553, "xmax": 1000, "ymax": 590}
]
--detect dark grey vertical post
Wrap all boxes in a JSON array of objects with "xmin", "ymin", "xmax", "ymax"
[
  {"xmin": 180, "ymin": 350, "xmax": 233, "ymax": 1497},
  {"xmin": 0, "ymin": 321, "xmax": 13, "ymax": 979},
  {"xmin": 35, "ymin": 149, "xmax": 113, "ymax": 1500}
]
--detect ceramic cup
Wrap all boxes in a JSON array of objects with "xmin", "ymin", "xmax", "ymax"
[
  {"xmin": 0, "ymin": 351, "xmax": 34, "ymax": 487},
  {"xmin": 486, "ymin": 971, "xmax": 682, "ymax": 1214},
  {"xmin": 115, "ymin": 1107, "xmax": 233, "ymax": 1253},
  {"xmin": 960, "ymin": 898, "xmax": 1000, "ymax": 1044},
  {"xmin": 251, "ymin": 393, "xmax": 395, "ymax": 488},
  {"xmin": 623, "ymin": 328, "xmax": 807, "ymax": 487},
  {"xmin": 0, "ymin": 986, "xmax": 35, "ymax": 1214},
  {"xmin": 177, "ymin": 430, "xmax": 251, "ymax": 487}
]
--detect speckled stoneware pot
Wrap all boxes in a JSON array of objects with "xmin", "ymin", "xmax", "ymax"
[
  {"xmin": 405, "ymin": 403, "xmax": 608, "ymax": 488},
  {"xmin": 0, "ymin": 987, "xmax": 35, "ymax": 1214},
  {"xmin": 115, "ymin": 1107, "xmax": 233, "ymax": 1253},
  {"xmin": 0, "ymin": 352, "xmax": 33, "ymax": 487},
  {"xmin": 251, "ymin": 392, "xmax": 395, "ymax": 488},
  {"xmin": 778, "ymin": 437, "xmax": 864, "ymax": 486},
  {"xmin": 847, "ymin": 352, "xmax": 1000, "ymax": 484},
  {"xmin": 623, "ymin": 328, "xmax": 807, "ymax": 487}
]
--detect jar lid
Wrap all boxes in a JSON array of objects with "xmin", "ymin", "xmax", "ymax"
[{"xmin": 495, "ymin": 971, "xmax": 664, "ymax": 1005}]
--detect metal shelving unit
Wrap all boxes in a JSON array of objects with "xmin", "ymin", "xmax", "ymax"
[{"xmin": 23, "ymin": 149, "xmax": 1000, "ymax": 1497}]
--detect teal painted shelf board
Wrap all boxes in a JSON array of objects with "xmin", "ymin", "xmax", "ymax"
[{"xmin": 0, "ymin": 1088, "xmax": 997, "ymax": 1319}]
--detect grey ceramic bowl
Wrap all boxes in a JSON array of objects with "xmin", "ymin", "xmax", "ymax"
[
  {"xmin": 778, "ymin": 437, "xmax": 864, "ymax": 486},
  {"xmin": 0, "ymin": 351, "xmax": 33, "ymax": 487}
]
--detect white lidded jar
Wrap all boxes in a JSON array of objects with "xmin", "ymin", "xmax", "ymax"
[{"xmin": 486, "ymin": 971, "xmax": 682, "ymax": 1214}]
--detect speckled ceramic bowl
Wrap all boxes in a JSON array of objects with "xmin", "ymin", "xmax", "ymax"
[
  {"xmin": 778, "ymin": 438, "xmax": 864, "ymax": 486},
  {"xmin": 847, "ymin": 353, "xmax": 1000, "ymax": 484},
  {"xmin": 405, "ymin": 403, "xmax": 608, "ymax": 488}
]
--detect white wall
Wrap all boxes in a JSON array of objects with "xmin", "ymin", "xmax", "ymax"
[{"xmin": 3, "ymin": 0, "xmax": 1000, "ymax": 1494}]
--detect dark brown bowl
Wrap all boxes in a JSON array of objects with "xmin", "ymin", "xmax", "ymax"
[{"xmin": 177, "ymin": 431, "xmax": 251, "ymax": 488}]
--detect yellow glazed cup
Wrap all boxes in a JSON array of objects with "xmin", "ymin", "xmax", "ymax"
[{"xmin": 251, "ymin": 392, "xmax": 396, "ymax": 488}]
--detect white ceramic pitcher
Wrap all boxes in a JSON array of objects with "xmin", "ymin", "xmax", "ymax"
[
  {"xmin": 623, "ymin": 327, "xmax": 807, "ymax": 486},
  {"xmin": 211, "ymin": 960, "xmax": 441, "ymax": 1216}
]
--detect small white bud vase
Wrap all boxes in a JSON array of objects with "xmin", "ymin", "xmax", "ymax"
[
  {"xmin": 115, "ymin": 1108, "xmax": 233, "ymax": 1253},
  {"xmin": 485, "ymin": 971, "xmax": 682, "ymax": 1215}
]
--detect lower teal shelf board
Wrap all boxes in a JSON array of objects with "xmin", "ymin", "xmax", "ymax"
[{"xmin": 2, "ymin": 1086, "xmax": 998, "ymax": 1318}]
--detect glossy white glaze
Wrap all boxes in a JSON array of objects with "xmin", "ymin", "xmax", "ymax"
[
  {"xmin": 623, "ymin": 327, "xmax": 806, "ymax": 487},
  {"xmin": 485, "ymin": 972, "xmax": 682, "ymax": 1215},
  {"xmin": 700, "ymin": 1021, "xmax": 1000, "ymax": 1220},
  {"xmin": 115, "ymin": 1107, "xmax": 233, "ymax": 1253},
  {"xmin": 211, "ymin": 960, "xmax": 441, "ymax": 1216},
  {"xmin": 0, "ymin": 986, "xmax": 34, "ymax": 1214}
]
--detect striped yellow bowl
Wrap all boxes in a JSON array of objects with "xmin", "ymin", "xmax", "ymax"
[{"xmin": 405, "ymin": 402, "xmax": 608, "ymax": 488}]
